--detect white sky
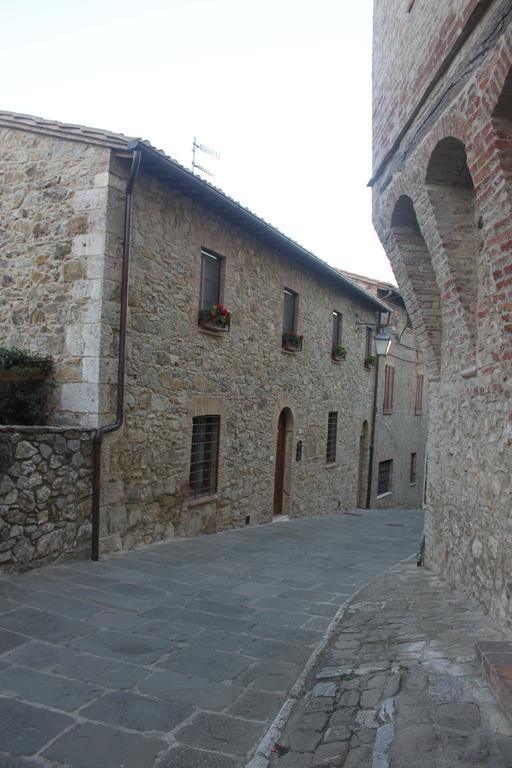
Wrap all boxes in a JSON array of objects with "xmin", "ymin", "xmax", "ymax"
[{"xmin": 1, "ymin": 0, "xmax": 395, "ymax": 283}]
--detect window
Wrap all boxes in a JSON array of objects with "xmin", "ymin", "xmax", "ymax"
[
  {"xmin": 332, "ymin": 312, "xmax": 343, "ymax": 357},
  {"xmin": 200, "ymin": 250, "xmax": 221, "ymax": 311},
  {"xmin": 415, "ymin": 374, "xmax": 424, "ymax": 415},
  {"xmin": 189, "ymin": 416, "xmax": 220, "ymax": 498},
  {"xmin": 383, "ymin": 365, "xmax": 395, "ymax": 414},
  {"xmin": 410, "ymin": 452, "xmax": 417, "ymax": 485},
  {"xmin": 283, "ymin": 289, "xmax": 297, "ymax": 334},
  {"xmin": 326, "ymin": 412, "xmax": 338, "ymax": 464},
  {"xmin": 377, "ymin": 459, "xmax": 393, "ymax": 496}
]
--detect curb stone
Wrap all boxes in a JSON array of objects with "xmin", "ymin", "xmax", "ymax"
[{"xmin": 245, "ymin": 555, "xmax": 416, "ymax": 767}]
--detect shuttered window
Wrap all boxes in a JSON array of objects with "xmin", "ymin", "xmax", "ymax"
[
  {"xmin": 415, "ymin": 374, "xmax": 424, "ymax": 415},
  {"xmin": 326, "ymin": 412, "xmax": 338, "ymax": 464},
  {"xmin": 283, "ymin": 289, "xmax": 297, "ymax": 334},
  {"xmin": 189, "ymin": 416, "xmax": 220, "ymax": 498},
  {"xmin": 200, "ymin": 250, "xmax": 221, "ymax": 311},
  {"xmin": 377, "ymin": 459, "xmax": 393, "ymax": 496},
  {"xmin": 383, "ymin": 365, "xmax": 395, "ymax": 414},
  {"xmin": 332, "ymin": 312, "xmax": 342, "ymax": 353}
]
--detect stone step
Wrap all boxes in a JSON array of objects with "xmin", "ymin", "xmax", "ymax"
[{"xmin": 475, "ymin": 640, "xmax": 512, "ymax": 722}]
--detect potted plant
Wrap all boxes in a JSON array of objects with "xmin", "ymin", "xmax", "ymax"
[
  {"xmin": 364, "ymin": 355, "xmax": 376, "ymax": 369},
  {"xmin": 332, "ymin": 345, "xmax": 347, "ymax": 362},
  {"xmin": 0, "ymin": 348, "xmax": 53, "ymax": 425},
  {"xmin": 282, "ymin": 333, "xmax": 303, "ymax": 351},
  {"xmin": 198, "ymin": 304, "xmax": 231, "ymax": 332}
]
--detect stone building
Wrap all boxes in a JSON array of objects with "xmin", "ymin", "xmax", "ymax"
[
  {"xmin": 341, "ymin": 271, "xmax": 428, "ymax": 510},
  {"xmin": 371, "ymin": 1, "xmax": 512, "ymax": 623},
  {"xmin": 0, "ymin": 111, "xmax": 388, "ymax": 567}
]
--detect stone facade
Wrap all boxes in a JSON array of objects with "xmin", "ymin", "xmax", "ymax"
[
  {"xmin": 0, "ymin": 427, "xmax": 93, "ymax": 569},
  {"xmin": 0, "ymin": 112, "xmax": 387, "ymax": 562},
  {"xmin": 372, "ymin": 1, "xmax": 512, "ymax": 623},
  {"xmin": 342, "ymin": 272, "xmax": 428, "ymax": 509},
  {"xmin": 0, "ymin": 119, "xmax": 114, "ymax": 426}
]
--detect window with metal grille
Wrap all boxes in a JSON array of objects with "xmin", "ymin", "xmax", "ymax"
[
  {"xmin": 326, "ymin": 412, "xmax": 338, "ymax": 464},
  {"xmin": 410, "ymin": 452, "xmax": 417, "ymax": 485},
  {"xmin": 332, "ymin": 311, "xmax": 343, "ymax": 355},
  {"xmin": 200, "ymin": 250, "xmax": 221, "ymax": 311},
  {"xmin": 283, "ymin": 289, "xmax": 297, "ymax": 334},
  {"xmin": 415, "ymin": 374, "xmax": 424, "ymax": 415},
  {"xmin": 383, "ymin": 365, "xmax": 395, "ymax": 414},
  {"xmin": 189, "ymin": 416, "xmax": 220, "ymax": 498},
  {"xmin": 377, "ymin": 459, "xmax": 393, "ymax": 496}
]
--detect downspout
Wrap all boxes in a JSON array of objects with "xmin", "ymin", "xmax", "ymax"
[
  {"xmin": 91, "ymin": 149, "xmax": 142, "ymax": 561},
  {"xmin": 366, "ymin": 313, "xmax": 382, "ymax": 509}
]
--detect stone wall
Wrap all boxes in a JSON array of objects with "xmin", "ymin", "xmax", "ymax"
[
  {"xmin": 97, "ymin": 159, "xmax": 379, "ymax": 553},
  {"xmin": 0, "ymin": 127, "xmax": 111, "ymax": 427},
  {"xmin": 0, "ymin": 427, "xmax": 93, "ymax": 570},
  {"xmin": 372, "ymin": 0, "xmax": 512, "ymax": 624}
]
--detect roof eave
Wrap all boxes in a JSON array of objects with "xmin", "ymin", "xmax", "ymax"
[{"xmin": 127, "ymin": 141, "xmax": 387, "ymax": 313}]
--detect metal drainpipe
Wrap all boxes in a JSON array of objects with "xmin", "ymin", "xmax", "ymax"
[
  {"xmin": 91, "ymin": 149, "xmax": 142, "ymax": 561},
  {"xmin": 366, "ymin": 313, "xmax": 382, "ymax": 509}
]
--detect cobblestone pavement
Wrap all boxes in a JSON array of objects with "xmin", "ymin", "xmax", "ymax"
[
  {"xmin": 267, "ymin": 562, "xmax": 512, "ymax": 768},
  {"xmin": 0, "ymin": 509, "xmax": 422, "ymax": 767}
]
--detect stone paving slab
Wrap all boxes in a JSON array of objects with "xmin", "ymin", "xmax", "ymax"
[
  {"xmin": 267, "ymin": 562, "xmax": 512, "ymax": 768},
  {"xmin": 0, "ymin": 508, "xmax": 423, "ymax": 766}
]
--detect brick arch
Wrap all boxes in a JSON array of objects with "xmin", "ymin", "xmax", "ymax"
[
  {"xmin": 388, "ymin": 195, "xmax": 441, "ymax": 374},
  {"xmin": 426, "ymin": 137, "xmax": 480, "ymax": 359}
]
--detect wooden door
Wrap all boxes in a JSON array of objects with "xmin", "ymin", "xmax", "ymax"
[
  {"xmin": 357, "ymin": 421, "xmax": 369, "ymax": 508},
  {"xmin": 273, "ymin": 410, "xmax": 287, "ymax": 515}
]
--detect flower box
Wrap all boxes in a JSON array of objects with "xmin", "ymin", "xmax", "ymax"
[
  {"xmin": 364, "ymin": 356, "xmax": 376, "ymax": 369},
  {"xmin": 198, "ymin": 304, "xmax": 231, "ymax": 332},
  {"xmin": 332, "ymin": 345, "xmax": 347, "ymax": 362},
  {"xmin": 282, "ymin": 333, "xmax": 303, "ymax": 352}
]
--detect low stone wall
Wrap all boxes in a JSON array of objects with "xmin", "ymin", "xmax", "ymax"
[{"xmin": 0, "ymin": 426, "xmax": 94, "ymax": 570}]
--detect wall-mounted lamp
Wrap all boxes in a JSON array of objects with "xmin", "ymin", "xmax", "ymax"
[{"xmin": 374, "ymin": 329, "xmax": 392, "ymax": 357}]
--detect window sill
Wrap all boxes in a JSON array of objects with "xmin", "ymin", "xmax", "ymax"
[
  {"xmin": 383, "ymin": 411, "xmax": 393, "ymax": 416},
  {"xmin": 198, "ymin": 325, "xmax": 228, "ymax": 338},
  {"xmin": 325, "ymin": 462, "xmax": 337, "ymax": 469},
  {"xmin": 377, "ymin": 491, "xmax": 392, "ymax": 499},
  {"xmin": 409, "ymin": 482, "xmax": 416, "ymax": 487},
  {"xmin": 186, "ymin": 493, "xmax": 219, "ymax": 508},
  {"xmin": 331, "ymin": 358, "xmax": 343, "ymax": 365},
  {"xmin": 282, "ymin": 347, "xmax": 300, "ymax": 355}
]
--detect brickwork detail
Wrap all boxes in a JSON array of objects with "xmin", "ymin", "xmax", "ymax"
[{"xmin": 372, "ymin": 1, "xmax": 512, "ymax": 624}]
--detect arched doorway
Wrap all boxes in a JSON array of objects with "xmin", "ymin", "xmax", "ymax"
[
  {"xmin": 273, "ymin": 408, "xmax": 293, "ymax": 516},
  {"xmin": 357, "ymin": 420, "xmax": 370, "ymax": 508}
]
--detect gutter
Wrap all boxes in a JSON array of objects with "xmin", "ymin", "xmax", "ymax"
[{"xmin": 91, "ymin": 150, "xmax": 142, "ymax": 561}]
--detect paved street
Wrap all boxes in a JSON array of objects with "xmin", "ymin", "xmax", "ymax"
[
  {"xmin": 0, "ymin": 508, "xmax": 422, "ymax": 767},
  {"xmin": 268, "ymin": 562, "xmax": 512, "ymax": 768}
]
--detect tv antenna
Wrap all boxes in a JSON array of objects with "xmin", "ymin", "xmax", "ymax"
[{"xmin": 192, "ymin": 136, "xmax": 220, "ymax": 177}]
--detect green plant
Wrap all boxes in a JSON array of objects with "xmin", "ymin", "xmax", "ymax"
[
  {"xmin": 198, "ymin": 304, "xmax": 231, "ymax": 329},
  {"xmin": 282, "ymin": 333, "xmax": 303, "ymax": 350},
  {"xmin": 333, "ymin": 345, "xmax": 347, "ymax": 360},
  {"xmin": 364, "ymin": 355, "xmax": 376, "ymax": 368},
  {"xmin": 0, "ymin": 347, "xmax": 52, "ymax": 425},
  {"xmin": 0, "ymin": 347, "xmax": 52, "ymax": 374}
]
